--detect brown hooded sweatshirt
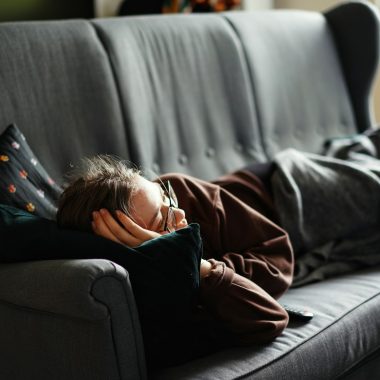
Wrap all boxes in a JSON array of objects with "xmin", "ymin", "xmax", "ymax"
[{"xmin": 158, "ymin": 169, "xmax": 294, "ymax": 346}]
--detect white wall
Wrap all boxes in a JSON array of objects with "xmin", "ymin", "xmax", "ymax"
[
  {"xmin": 242, "ymin": 0, "xmax": 273, "ymax": 10},
  {"xmin": 275, "ymin": 0, "xmax": 340, "ymax": 11},
  {"xmin": 94, "ymin": 0, "xmax": 123, "ymax": 17}
]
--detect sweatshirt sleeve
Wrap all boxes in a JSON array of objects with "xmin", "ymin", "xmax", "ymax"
[
  {"xmin": 200, "ymin": 259, "xmax": 289, "ymax": 345},
  {"xmin": 159, "ymin": 172, "xmax": 294, "ymax": 299},
  {"xmin": 216, "ymin": 187, "xmax": 294, "ymax": 299}
]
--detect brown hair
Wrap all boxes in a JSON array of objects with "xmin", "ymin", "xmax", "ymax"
[{"xmin": 56, "ymin": 155, "xmax": 140, "ymax": 232}]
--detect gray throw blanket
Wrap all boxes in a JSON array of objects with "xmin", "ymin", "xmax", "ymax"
[{"xmin": 271, "ymin": 129, "xmax": 380, "ymax": 286}]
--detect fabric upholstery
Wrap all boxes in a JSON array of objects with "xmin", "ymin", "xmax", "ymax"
[
  {"xmin": 0, "ymin": 20, "xmax": 128, "ymax": 181},
  {"xmin": 224, "ymin": 10, "xmax": 358, "ymax": 158},
  {"xmin": 0, "ymin": 258, "xmax": 145, "ymax": 380},
  {"xmin": 0, "ymin": 1, "xmax": 379, "ymax": 379},
  {"xmin": 92, "ymin": 15, "xmax": 266, "ymax": 180},
  {"xmin": 0, "ymin": 299, "xmax": 120, "ymax": 380},
  {"xmin": 153, "ymin": 267, "xmax": 380, "ymax": 379},
  {"xmin": 339, "ymin": 348, "xmax": 380, "ymax": 379}
]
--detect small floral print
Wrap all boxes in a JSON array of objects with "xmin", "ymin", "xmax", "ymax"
[
  {"xmin": 19, "ymin": 169, "xmax": 28, "ymax": 179},
  {"xmin": 8, "ymin": 184, "xmax": 16, "ymax": 193},
  {"xmin": 36, "ymin": 189, "xmax": 45, "ymax": 198},
  {"xmin": 11, "ymin": 141, "xmax": 20, "ymax": 150},
  {"xmin": 0, "ymin": 155, "xmax": 9, "ymax": 162},
  {"xmin": 26, "ymin": 202, "xmax": 35, "ymax": 212},
  {"xmin": 30, "ymin": 158, "xmax": 37, "ymax": 166},
  {"xmin": 47, "ymin": 177, "xmax": 55, "ymax": 185}
]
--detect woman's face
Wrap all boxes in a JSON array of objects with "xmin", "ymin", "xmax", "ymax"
[{"xmin": 129, "ymin": 175, "xmax": 188, "ymax": 233}]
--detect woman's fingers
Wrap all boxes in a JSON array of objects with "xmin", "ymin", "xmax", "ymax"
[
  {"xmin": 93, "ymin": 209, "xmax": 140, "ymax": 247},
  {"xmin": 92, "ymin": 211, "xmax": 122, "ymax": 244},
  {"xmin": 92, "ymin": 209, "xmax": 161, "ymax": 248},
  {"xmin": 116, "ymin": 210, "xmax": 161, "ymax": 240}
]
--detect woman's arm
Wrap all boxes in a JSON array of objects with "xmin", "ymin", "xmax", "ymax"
[
  {"xmin": 199, "ymin": 258, "xmax": 289, "ymax": 345},
  {"xmin": 91, "ymin": 203, "xmax": 289, "ymax": 344},
  {"xmin": 159, "ymin": 172, "xmax": 294, "ymax": 300},
  {"xmin": 214, "ymin": 187, "xmax": 294, "ymax": 300}
]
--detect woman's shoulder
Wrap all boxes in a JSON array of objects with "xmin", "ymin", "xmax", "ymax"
[
  {"xmin": 158, "ymin": 172, "xmax": 220, "ymax": 191},
  {"xmin": 157, "ymin": 172, "xmax": 221, "ymax": 216}
]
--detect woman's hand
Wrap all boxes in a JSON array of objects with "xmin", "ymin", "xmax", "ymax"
[
  {"xmin": 200, "ymin": 259, "xmax": 212, "ymax": 278},
  {"xmin": 92, "ymin": 208, "xmax": 162, "ymax": 247}
]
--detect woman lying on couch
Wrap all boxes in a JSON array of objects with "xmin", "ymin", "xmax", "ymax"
[
  {"xmin": 57, "ymin": 155, "xmax": 294, "ymax": 349},
  {"xmin": 56, "ymin": 128, "xmax": 380, "ymax": 367}
]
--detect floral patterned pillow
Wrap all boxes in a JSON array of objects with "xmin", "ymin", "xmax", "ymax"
[{"xmin": 0, "ymin": 124, "xmax": 62, "ymax": 219}]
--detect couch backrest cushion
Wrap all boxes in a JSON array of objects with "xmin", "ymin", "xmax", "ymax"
[
  {"xmin": 93, "ymin": 15, "xmax": 266, "ymax": 180},
  {"xmin": 225, "ymin": 10, "xmax": 358, "ymax": 158},
  {"xmin": 0, "ymin": 20, "xmax": 128, "ymax": 181}
]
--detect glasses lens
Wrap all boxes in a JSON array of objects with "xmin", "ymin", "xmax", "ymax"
[
  {"xmin": 166, "ymin": 207, "xmax": 176, "ymax": 232},
  {"xmin": 160, "ymin": 181, "xmax": 178, "ymax": 233},
  {"xmin": 167, "ymin": 182, "xmax": 178, "ymax": 207}
]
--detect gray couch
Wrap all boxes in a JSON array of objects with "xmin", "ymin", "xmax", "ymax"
[{"xmin": 0, "ymin": 1, "xmax": 379, "ymax": 379}]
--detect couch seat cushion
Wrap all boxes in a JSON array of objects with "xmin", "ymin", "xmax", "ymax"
[{"xmin": 153, "ymin": 267, "xmax": 380, "ymax": 379}]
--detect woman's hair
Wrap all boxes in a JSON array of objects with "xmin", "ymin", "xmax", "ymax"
[{"xmin": 56, "ymin": 155, "xmax": 140, "ymax": 232}]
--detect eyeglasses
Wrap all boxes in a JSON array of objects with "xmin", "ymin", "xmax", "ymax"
[{"xmin": 160, "ymin": 180, "xmax": 178, "ymax": 233}]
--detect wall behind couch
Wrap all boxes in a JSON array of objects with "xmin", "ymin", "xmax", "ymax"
[
  {"xmin": 0, "ymin": 0, "xmax": 93, "ymax": 21},
  {"xmin": 94, "ymin": 0, "xmax": 275, "ymax": 15}
]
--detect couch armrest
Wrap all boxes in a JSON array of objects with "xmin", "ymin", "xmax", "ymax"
[
  {"xmin": 0, "ymin": 259, "xmax": 147, "ymax": 380},
  {"xmin": 325, "ymin": 1, "xmax": 380, "ymax": 131}
]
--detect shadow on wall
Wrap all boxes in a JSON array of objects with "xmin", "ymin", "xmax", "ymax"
[{"xmin": 0, "ymin": 0, "xmax": 94, "ymax": 21}]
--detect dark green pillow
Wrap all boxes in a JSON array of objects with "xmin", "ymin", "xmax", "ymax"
[{"xmin": 0, "ymin": 204, "xmax": 202, "ymax": 368}]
